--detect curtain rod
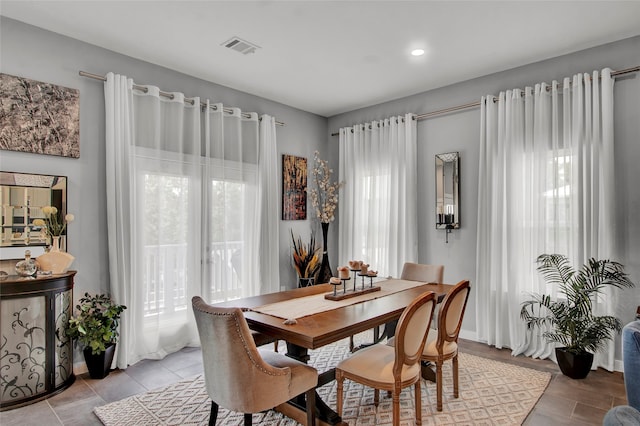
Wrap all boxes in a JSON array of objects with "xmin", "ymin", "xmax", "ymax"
[
  {"xmin": 331, "ymin": 65, "xmax": 639, "ymax": 136},
  {"xmin": 79, "ymin": 70, "xmax": 285, "ymax": 127}
]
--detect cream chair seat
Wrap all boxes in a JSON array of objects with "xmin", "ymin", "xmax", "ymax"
[
  {"xmin": 423, "ymin": 331, "xmax": 457, "ymax": 356},
  {"xmin": 192, "ymin": 296, "xmax": 317, "ymax": 426},
  {"xmin": 336, "ymin": 291, "xmax": 436, "ymax": 426}
]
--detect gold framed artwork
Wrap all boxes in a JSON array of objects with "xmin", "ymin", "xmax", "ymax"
[
  {"xmin": 282, "ymin": 154, "xmax": 307, "ymax": 220},
  {"xmin": 0, "ymin": 73, "xmax": 80, "ymax": 158}
]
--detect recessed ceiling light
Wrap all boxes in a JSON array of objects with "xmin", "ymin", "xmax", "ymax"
[{"xmin": 411, "ymin": 49, "xmax": 425, "ymax": 57}]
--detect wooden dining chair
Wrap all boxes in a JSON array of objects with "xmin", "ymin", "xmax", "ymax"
[
  {"xmin": 400, "ymin": 263, "xmax": 444, "ymax": 332},
  {"xmin": 350, "ymin": 262, "xmax": 444, "ymax": 351},
  {"xmin": 381, "ymin": 263, "xmax": 444, "ymax": 339},
  {"xmin": 336, "ymin": 291, "xmax": 436, "ymax": 426},
  {"xmin": 400, "ymin": 262, "xmax": 444, "ymax": 284},
  {"xmin": 421, "ymin": 279, "xmax": 470, "ymax": 411},
  {"xmin": 192, "ymin": 296, "xmax": 317, "ymax": 426}
]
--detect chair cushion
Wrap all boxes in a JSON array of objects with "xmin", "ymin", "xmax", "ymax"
[
  {"xmin": 422, "ymin": 330, "xmax": 458, "ymax": 358},
  {"xmin": 260, "ymin": 349, "xmax": 318, "ymax": 398},
  {"xmin": 337, "ymin": 344, "xmax": 420, "ymax": 385}
]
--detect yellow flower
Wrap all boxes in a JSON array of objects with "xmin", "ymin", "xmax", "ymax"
[
  {"xmin": 41, "ymin": 205, "xmax": 74, "ymax": 237},
  {"xmin": 33, "ymin": 219, "xmax": 46, "ymax": 226}
]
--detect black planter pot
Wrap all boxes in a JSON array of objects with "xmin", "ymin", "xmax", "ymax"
[
  {"xmin": 555, "ymin": 347, "xmax": 594, "ymax": 379},
  {"xmin": 84, "ymin": 343, "xmax": 116, "ymax": 379}
]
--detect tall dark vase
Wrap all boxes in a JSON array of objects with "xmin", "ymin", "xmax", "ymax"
[{"xmin": 317, "ymin": 222, "xmax": 333, "ymax": 284}]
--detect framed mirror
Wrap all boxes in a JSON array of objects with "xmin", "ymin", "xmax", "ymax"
[
  {"xmin": 0, "ymin": 171, "xmax": 67, "ymax": 259},
  {"xmin": 435, "ymin": 152, "xmax": 460, "ymax": 230}
]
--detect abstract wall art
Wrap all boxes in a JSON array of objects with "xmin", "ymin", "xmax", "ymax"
[
  {"xmin": 0, "ymin": 73, "xmax": 80, "ymax": 158},
  {"xmin": 282, "ymin": 154, "xmax": 307, "ymax": 220}
]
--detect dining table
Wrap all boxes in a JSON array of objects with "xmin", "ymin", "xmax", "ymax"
[{"xmin": 212, "ymin": 279, "xmax": 454, "ymax": 426}]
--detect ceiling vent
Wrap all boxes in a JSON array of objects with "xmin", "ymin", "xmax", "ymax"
[{"xmin": 221, "ymin": 37, "xmax": 260, "ymax": 55}]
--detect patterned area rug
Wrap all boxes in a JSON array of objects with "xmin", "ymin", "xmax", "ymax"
[{"xmin": 94, "ymin": 336, "xmax": 550, "ymax": 426}]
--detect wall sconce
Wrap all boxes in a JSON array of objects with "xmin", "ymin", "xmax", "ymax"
[{"xmin": 435, "ymin": 152, "xmax": 460, "ymax": 243}]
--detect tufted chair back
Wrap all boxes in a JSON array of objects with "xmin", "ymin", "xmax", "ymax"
[{"xmin": 192, "ymin": 296, "xmax": 318, "ymax": 424}]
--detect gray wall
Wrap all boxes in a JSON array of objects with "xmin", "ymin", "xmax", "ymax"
[
  {"xmin": 0, "ymin": 17, "xmax": 329, "ymax": 294},
  {"xmin": 328, "ymin": 36, "xmax": 640, "ymax": 358},
  {"xmin": 2, "ymin": 16, "xmax": 639, "ymax": 366}
]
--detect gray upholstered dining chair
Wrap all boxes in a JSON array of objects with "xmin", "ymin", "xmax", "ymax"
[
  {"xmin": 421, "ymin": 279, "xmax": 470, "ymax": 411},
  {"xmin": 336, "ymin": 290, "xmax": 436, "ymax": 426},
  {"xmin": 192, "ymin": 296, "xmax": 317, "ymax": 426},
  {"xmin": 350, "ymin": 262, "xmax": 444, "ymax": 351},
  {"xmin": 400, "ymin": 262, "xmax": 444, "ymax": 284}
]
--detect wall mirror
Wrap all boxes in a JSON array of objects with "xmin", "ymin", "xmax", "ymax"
[
  {"xmin": 435, "ymin": 152, "xmax": 460, "ymax": 230},
  {"xmin": 0, "ymin": 171, "xmax": 67, "ymax": 260}
]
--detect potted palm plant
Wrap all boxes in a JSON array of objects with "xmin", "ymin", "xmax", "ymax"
[
  {"xmin": 521, "ymin": 254, "xmax": 634, "ymax": 379},
  {"xmin": 66, "ymin": 292, "xmax": 127, "ymax": 379},
  {"xmin": 291, "ymin": 230, "xmax": 320, "ymax": 287}
]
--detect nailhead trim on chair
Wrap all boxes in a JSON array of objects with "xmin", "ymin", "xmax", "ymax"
[{"xmin": 194, "ymin": 305, "xmax": 288, "ymax": 377}]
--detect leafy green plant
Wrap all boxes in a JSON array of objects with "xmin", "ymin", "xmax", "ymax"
[
  {"xmin": 291, "ymin": 230, "xmax": 320, "ymax": 278},
  {"xmin": 521, "ymin": 254, "xmax": 634, "ymax": 355},
  {"xmin": 66, "ymin": 293, "xmax": 127, "ymax": 355}
]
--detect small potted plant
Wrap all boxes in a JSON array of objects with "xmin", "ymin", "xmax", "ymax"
[
  {"xmin": 66, "ymin": 292, "xmax": 127, "ymax": 379},
  {"xmin": 521, "ymin": 254, "xmax": 634, "ymax": 379},
  {"xmin": 291, "ymin": 230, "xmax": 320, "ymax": 287}
]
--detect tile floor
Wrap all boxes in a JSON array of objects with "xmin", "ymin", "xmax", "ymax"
[{"xmin": 0, "ymin": 339, "xmax": 627, "ymax": 425}]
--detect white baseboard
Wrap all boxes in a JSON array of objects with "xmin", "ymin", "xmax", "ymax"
[
  {"xmin": 73, "ymin": 361, "xmax": 88, "ymax": 376},
  {"xmin": 614, "ymin": 359, "xmax": 624, "ymax": 373},
  {"xmin": 459, "ymin": 329, "xmax": 477, "ymax": 342}
]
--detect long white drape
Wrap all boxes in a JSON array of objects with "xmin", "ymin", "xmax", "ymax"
[
  {"xmin": 476, "ymin": 69, "xmax": 617, "ymax": 370},
  {"xmin": 338, "ymin": 114, "xmax": 418, "ymax": 278},
  {"xmin": 105, "ymin": 73, "xmax": 275, "ymax": 367},
  {"xmin": 258, "ymin": 115, "xmax": 281, "ymax": 294}
]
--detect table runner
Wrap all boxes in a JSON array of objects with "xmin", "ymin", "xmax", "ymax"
[{"xmin": 251, "ymin": 279, "xmax": 430, "ymax": 320}]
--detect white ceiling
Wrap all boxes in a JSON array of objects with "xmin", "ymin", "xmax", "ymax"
[{"xmin": 2, "ymin": 1, "xmax": 640, "ymax": 117}]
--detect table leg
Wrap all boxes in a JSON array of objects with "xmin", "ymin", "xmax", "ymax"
[
  {"xmin": 421, "ymin": 361, "xmax": 436, "ymax": 382},
  {"xmin": 283, "ymin": 342, "xmax": 344, "ymax": 425},
  {"xmin": 350, "ymin": 320, "xmax": 396, "ymax": 352}
]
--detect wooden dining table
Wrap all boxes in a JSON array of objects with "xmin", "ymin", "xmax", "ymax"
[{"xmin": 213, "ymin": 281, "xmax": 454, "ymax": 426}]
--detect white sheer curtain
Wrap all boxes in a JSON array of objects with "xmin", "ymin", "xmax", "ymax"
[
  {"xmin": 338, "ymin": 114, "xmax": 418, "ymax": 278},
  {"xmin": 476, "ymin": 69, "xmax": 617, "ymax": 370},
  {"xmin": 258, "ymin": 115, "xmax": 280, "ymax": 294},
  {"xmin": 104, "ymin": 73, "xmax": 273, "ymax": 367}
]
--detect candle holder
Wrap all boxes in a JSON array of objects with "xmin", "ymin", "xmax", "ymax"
[
  {"xmin": 329, "ymin": 277, "xmax": 343, "ymax": 296},
  {"xmin": 324, "ymin": 267, "xmax": 381, "ymax": 301},
  {"xmin": 341, "ymin": 277, "xmax": 350, "ymax": 294},
  {"xmin": 357, "ymin": 272, "xmax": 367, "ymax": 290}
]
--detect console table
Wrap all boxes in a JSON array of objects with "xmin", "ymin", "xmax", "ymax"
[{"xmin": 0, "ymin": 271, "xmax": 76, "ymax": 410}]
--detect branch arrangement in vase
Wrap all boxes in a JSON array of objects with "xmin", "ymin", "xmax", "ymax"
[
  {"xmin": 291, "ymin": 230, "xmax": 320, "ymax": 278},
  {"xmin": 309, "ymin": 151, "xmax": 344, "ymax": 224}
]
